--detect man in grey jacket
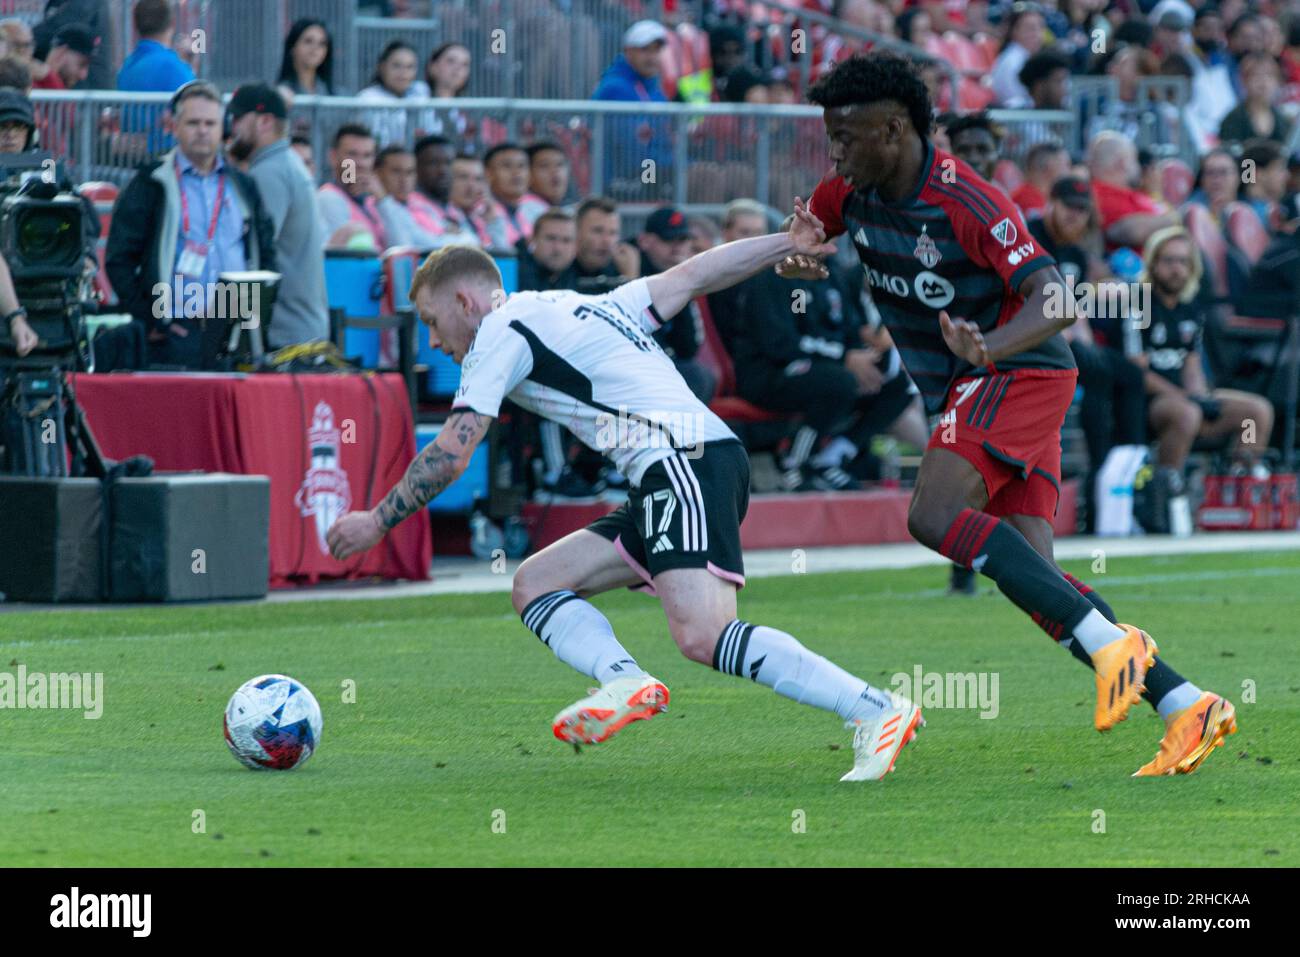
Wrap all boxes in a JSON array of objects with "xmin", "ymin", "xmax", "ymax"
[{"xmin": 226, "ymin": 83, "xmax": 328, "ymax": 349}]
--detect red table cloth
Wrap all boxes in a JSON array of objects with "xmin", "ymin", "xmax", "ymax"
[{"xmin": 69, "ymin": 372, "xmax": 432, "ymax": 588}]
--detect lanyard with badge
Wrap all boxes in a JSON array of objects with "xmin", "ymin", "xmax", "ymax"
[{"xmin": 176, "ymin": 155, "xmax": 225, "ymax": 281}]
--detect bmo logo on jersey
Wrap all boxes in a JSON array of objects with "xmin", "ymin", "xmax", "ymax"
[
  {"xmin": 866, "ymin": 267, "xmax": 955, "ymax": 308},
  {"xmin": 865, "ymin": 267, "xmax": 909, "ymax": 298},
  {"xmin": 914, "ymin": 271, "xmax": 955, "ymax": 308}
]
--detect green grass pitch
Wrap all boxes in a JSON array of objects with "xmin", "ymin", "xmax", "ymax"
[{"xmin": 2, "ymin": 549, "xmax": 1296, "ymax": 867}]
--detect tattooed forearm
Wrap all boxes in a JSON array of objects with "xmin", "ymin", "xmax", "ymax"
[
  {"xmin": 376, "ymin": 444, "xmax": 463, "ymax": 529},
  {"xmin": 374, "ymin": 411, "xmax": 490, "ymax": 530}
]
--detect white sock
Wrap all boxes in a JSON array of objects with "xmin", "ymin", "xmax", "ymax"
[
  {"xmin": 713, "ymin": 620, "xmax": 891, "ymax": 722},
  {"xmin": 1156, "ymin": 681, "xmax": 1202, "ymax": 720},
  {"xmin": 1071, "ymin": 609, "xmax": 1127, "ymax": 655},
  {"xmin": 521, "ymin": 591, "xmax": 644, "ymax": 684}
]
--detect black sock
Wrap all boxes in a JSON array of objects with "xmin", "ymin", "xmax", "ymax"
[{"xmin": 940, "ymin": 509, "xmax": 1095, "ymax": 633}]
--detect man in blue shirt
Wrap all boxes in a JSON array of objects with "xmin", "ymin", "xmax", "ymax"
[
  {"xmin": 593, "ymin": 19, "xmax": 673, "ymax": 198},
  {"xmin": 117, "ymin": 0, "xmax": 195, "ymax": 156},
  {"xmin": 106, "ymin": 81, "xmax": 276, "ymax": 369}
]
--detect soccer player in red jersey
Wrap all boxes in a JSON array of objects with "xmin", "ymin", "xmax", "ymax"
[{"xmin": 782, "ymin": 53, "xmax": 1235, "ymax": 776}]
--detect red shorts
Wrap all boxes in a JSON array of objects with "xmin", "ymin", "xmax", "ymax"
[{"xmin": 925, "ymin": 368, "xmax": 1078, "ymax": 520}]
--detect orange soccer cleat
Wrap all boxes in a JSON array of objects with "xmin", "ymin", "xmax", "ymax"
[
  {"xmin": 1092, "ymin": 625, "xmax": 1158, "ymax": 731},
  {"xmin": 1133, "ymin": 692, "xmax": 1238, "ymax": 777}
]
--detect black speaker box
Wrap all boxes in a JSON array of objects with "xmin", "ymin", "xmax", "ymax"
[
  {"xmin": 109, "ymin": 474, "xmax": 270, "ymax": 602},
  {"xmin": 0, "ymin": 476, "xmax": 103, "ymax": 602}
]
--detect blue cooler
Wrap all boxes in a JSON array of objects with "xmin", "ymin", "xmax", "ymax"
[
  {"xmin": 415, "ymin": 423, "xmax": 489, "ymax": 513},
  {"xmin": 325, "ymin": 250, "xmax": 384, "ymax": 367}
]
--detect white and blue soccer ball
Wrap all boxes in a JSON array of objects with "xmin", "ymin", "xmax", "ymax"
[{"xmin": 223, "ymin": 674, "xmax": 323, "ymax": 771}]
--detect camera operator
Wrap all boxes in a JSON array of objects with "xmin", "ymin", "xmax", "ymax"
[
  {"xmin": 1, "ymin": 249, "xmax": 36, "ymax": 356},
  {"xmin": 0, "ymin": 88, "xmax": 98, "ymax": 264},
  {"xmin": 106, "ymin": 80, "xmax": 275, "ymax": 368}
]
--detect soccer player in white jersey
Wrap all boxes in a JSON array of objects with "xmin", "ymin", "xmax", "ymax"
[{"xmin": 326, "ymin": 200, "xmax": 923, "ymax": 781}]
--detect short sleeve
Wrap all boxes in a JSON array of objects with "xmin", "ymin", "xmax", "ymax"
[
  {"xmin": 953, "ymin": 183, "xmax": 1057, "ymax": 291},
  {"xmin": 451, "ymin": 318, "xmax": 534, "ymax": 418},
  {"xmin": 600, "ymin": 277, "xmax": 663, "ymax": 332},
  {"xmin": 809, "ymin": 170, "xmax": 851, "ymax": 240}
]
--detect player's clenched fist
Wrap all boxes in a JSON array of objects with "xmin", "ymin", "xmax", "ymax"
[{"xmin": 326, "ymin": 509, "xmax": 385, "ymax": 560}]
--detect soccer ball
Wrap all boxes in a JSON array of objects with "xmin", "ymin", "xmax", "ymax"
[{"xmin": 223, "ymin": 674, "xmax": 323, "ymax": 771}]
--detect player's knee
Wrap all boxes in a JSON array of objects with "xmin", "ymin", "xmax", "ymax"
[
  {"xmin": 906, "ymin": 498, "xmax": 951, "ymax": 551},
  {"xmin": 511, "ymin": 559, "xmax": 554, "ymax": 617},
  {"xmin": 1249, "ymin": 397, "xmax": 1274, "ymax": 434},
  {"xmin": 1177, "ymin": 400, "xmax": 1203, "ymax": 435},
  {"xmin": 667, "ymin": 620, "xmax": 718, "ymax": 665}
]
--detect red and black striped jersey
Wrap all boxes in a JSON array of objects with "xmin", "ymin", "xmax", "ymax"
[{"xmin": 809, "ymin": 142, "xmax": 1074, "ymax": 414}]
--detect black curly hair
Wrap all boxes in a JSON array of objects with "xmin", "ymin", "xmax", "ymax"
[
  {"xmin": 944, "ymin": 111, "xmax": 1004, "ymax": 145},
  {"xmin": 806, "ymin": 53, "xmax": 933, "ymax": 137}
]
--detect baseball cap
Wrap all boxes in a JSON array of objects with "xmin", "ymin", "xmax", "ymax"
[
  {"xmin": 0, "ymin": 89, "xmax": 34, "ymax": 130},
  {"xmin": 52, "ymin": 24, "xmax": 97, "ymax": 58},
  {"xmin": 644, "ymin": 206, "xmax": 689, "ymax": 241},
  {"xmin": 1151, "ymin": 0, "xmax": 1195, "ymax": 31},
  {"xmin": 623, "ymin": 20, "xmax": 668, "ymax": 49},
  {"xmin": 227, "ymin": 83, "xmax": 288, "ymax": 122},
  {"xmin": 1051, "ymin": 175, "xmax": 1093, "ymax": 210}
]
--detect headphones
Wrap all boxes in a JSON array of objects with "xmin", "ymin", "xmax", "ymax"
[{"xmin": 168, "ymin": 79, "xmax": 221, "ymax": 115}]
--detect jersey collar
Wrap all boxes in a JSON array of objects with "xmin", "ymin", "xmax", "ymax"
[{"xmin": 873, "ymin": 138, "xmax": 935, "ymax": 209}]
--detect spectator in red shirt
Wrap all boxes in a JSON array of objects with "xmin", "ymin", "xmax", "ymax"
[
  {"xmin": 30, "ymin": 24, "xmax": 93, "ymax": 90},
  {"xmin": 1013, "ymin": 141, "xmax": 1071, "ymax": 216},
  {"xmin": 1087, "ymin": 130, "xmax": 1180, "ymax": 253}
]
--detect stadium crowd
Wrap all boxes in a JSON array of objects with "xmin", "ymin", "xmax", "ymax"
[{"xmin": 3, "ymin": 0, "xmax": 1299, "ymax": 531}]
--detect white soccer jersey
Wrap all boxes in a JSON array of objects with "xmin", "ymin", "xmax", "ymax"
[{"xmin": 451, "ymin": 278, "xmax": 737, "ymax": 485}]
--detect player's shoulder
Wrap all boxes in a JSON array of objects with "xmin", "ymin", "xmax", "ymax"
[
  {"xmin": 811, "ymin": 167, "xmax": 853, "ymax": 206},
  {"xmin": 923, "ymin": 147, "xmax": 1019, "ymax": 228}
]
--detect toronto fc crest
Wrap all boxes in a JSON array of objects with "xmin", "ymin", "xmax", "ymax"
[
  {"xmin": 295, "ymin": 401, "xmax": 353, "ymax": 556},
  {"xmin": 914, "ymin": 225, "xmax": 941, "ymax": 268}
]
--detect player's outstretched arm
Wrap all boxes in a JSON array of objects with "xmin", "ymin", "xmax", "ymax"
[
  {"xmin": 326, "ymin": 410, "xmax": 492, "ymax": 560},
  {"xmin": 645, "ymin": 197, "xmax": 836, "ymax": 318}
]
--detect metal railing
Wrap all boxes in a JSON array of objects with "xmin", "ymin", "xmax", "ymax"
[
  {"xmin": 27, "ymin": 91, "xmax": 846, "ymax": 211},
  {"xmin": 33, "ymin": 90, "xmax": 1095, "ymax": 211}
]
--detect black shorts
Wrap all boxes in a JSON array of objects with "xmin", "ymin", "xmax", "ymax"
[{"xmin": 587, "ymin": 439, "xmax": 750, "ymax": 590}]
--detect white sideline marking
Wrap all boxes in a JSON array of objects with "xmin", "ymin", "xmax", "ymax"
[
  {"xmin": 266, "ymin": 531, "xmax": 1300, "ymax": 601},
  {"xmin": 2, "ymin": 532, "xmax": 1296, "ymax": 612}
]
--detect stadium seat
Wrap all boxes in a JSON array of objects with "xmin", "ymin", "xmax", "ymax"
[
  {"xmin": 1225, "ymin": 202, "xmax": 1270, "ymax": 266},
  {"xmin": 941, "ymin": 32, "xmax": 987, "ymax": 76},
  {"xmin": 1157, "ymin": 158, "xmax": 1194, "ymax": 207},
  {"xmin": 1183, "ymin": 203, "xmax": 1232, "ymax": 300},
  {"xmin": 957, "ymin": 77, "xmax": 996, "ymax": 111},
  {"xmin": 695, "ymin": 296, "xmax": 790, "ymax": 424},
  {"xmin": 658, "ymin": 23, "xmax": 711, "ymax": 101},
  {"xmin": 973, "ymin": 33, "xmax": 1000, "ymax": 71}
]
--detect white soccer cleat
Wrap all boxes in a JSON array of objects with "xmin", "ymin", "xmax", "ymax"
[
  {"xmin": 551, "ymin": 674, "xmax": 670, "ymax": 746},
  {"xmin": 839, "ymin": 696, "xmax": 924, "ymax": 781}
]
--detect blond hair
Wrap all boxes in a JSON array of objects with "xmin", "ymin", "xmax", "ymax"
[
  {"xmin": 1140, "ymin": 226, "xmax": 1202, "ymax": 305},
  {"xmin": 408, "ymin": 245, "xmax": 503, "ymax": 303}
]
